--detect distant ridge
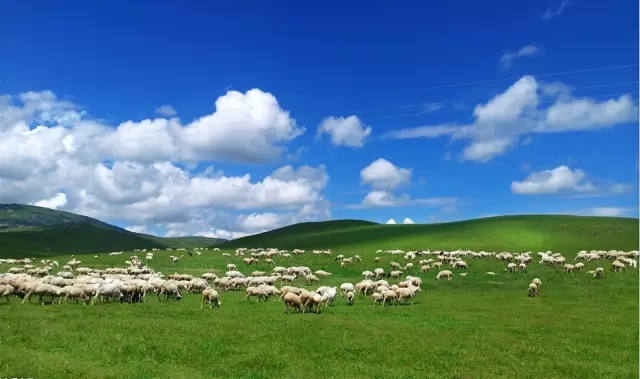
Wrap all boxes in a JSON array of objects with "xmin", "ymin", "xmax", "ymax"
[
  {"xmin": 0, "ymin": 204, "xmax": 227, "ymax": 258},
  {"xmin": 215, "ymin": 215, "xmax": 639, "ymax": 253}
]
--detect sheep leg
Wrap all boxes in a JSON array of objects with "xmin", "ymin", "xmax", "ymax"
[{"xmin": 21, "ymin": 290, "xmax": 34, "ymax": 304}]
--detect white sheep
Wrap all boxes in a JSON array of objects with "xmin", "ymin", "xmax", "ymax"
[
  {"xmin": 346, "ymin": 290, "xmax": 355, "ymax": 305},
  {"xmin": 201, "ymin": 288, "xmax": 221, "ymax": 308},
  {"xmin": 435, "ymin": 270, "xmax": 453, "ymax": 281}
]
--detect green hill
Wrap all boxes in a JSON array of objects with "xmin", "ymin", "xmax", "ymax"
[
  {"xmin": 0, "ymin": 203, "xmax": 118, "ymax": 230},
  {"xmin": 0, "ymin": 204, "xmax": 226, "ymax": 257},
  {"xmin": 141, "ymin": 235, "xmax": 227, "ymax": 248},
  {"xmin": 217, "ymin": 215, "xmax": 639, "ymax": 254}
]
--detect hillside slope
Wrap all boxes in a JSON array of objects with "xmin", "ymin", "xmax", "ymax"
[
  {"xmin": 0, "ymin": 222, "xmax": 168, "ymax": 258},
  {"xmin": 0, "ymin": 204, "xmax": 226, "ymax": 257},
  {"xmin": 217, "ymin": 215, "xmax": 640, "ymax": 254},
  {"xmin": 0, "ymin": 203, "xmax": 118, "ymax": 230},
  {"xmin": 141, "ymin": 235, "xmax": 228, "ymax": 248}
]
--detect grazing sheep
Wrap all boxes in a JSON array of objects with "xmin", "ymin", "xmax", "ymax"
[
  {"xmin": 612, "ymin": 261, "xmax": 625, "ymax": 273},
  {"xmin": 594, "ymin": 267, "xmax": 604, "ymax": 279},
  {"xmin": 22, "ymin": 283, "xmax": 63, "ymax": 305},
  {"xmin": 283, "ymin": 292, "xmax": 303, "ymax": 314},
  {"xmin": 532, "ymin": 278, "xmax": 542, "ymax": 289},
  {"xmin": 371, "ymin": 292, "xmax": 384, "ymax": 305},
  {"xmin": 59, "ymin": 286, "xmax": 89, "ymax": 304},
  {"xmin": 346, "ymin": 290, "xmax": 355, "ymax": 305},
  {"xmin": 245, "ymin": 286, "xmax": 268, "ymax": 302},
  {"xmin": 339, "ymin": 283, "xmax": 355, "ymax": 297},
  {"xmin": 395, "ymin": 286, "xmax": 421, "ymax": 305},
  {"xmin": 505, "ymin": 263, "xmax": 517, "ymax": 273},
  {"xmin": 201, "ymin": 288, "xmax": 221, "ymax": 308},
  {"xmin": 435, "ymin": 270, "xmax": 453, "ymax": 281},
  {"xmin": 0, "ymin": 284, "xmax": 15, "ymax": 302},
  {"xmin": 528, "ymin": 283, "xmax": 538, "ymax": 297}
]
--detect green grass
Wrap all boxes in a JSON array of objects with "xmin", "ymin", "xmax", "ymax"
[
  {"xmin": 218, "ymin": 215, "xmax": 640, "ymax": 254},
  {"xmin": 0, "ymin": 245, "xmax": 637, "ymax": 379},
  {"xmin": 0, "ymin": 214, "xmax": 638, "ymax": 378},
  {"xmin": 0, "ymin": 204, "xmax": 226, "ymax": 257}
]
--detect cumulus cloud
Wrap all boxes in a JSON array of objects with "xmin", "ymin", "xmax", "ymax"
[
  {"xmin": 360, "ymin": 158, "xmax": 412, "ymax": 190},
  {"xmin": 511, "ymin": 165, "xmax": 632, "ymax": 196},
  {"xmin": 352, "ymin": 158, "xmax": 458, "ymax": 211},
  {"xmin": 382, "ymin": 217, "xmax": 416, "ymax": 224},
  {"xmin": 0, "ymin": 88, "xmax": 330, "ymax": 239},
  {"xmin": 155, "ymin": 105, "xmax": 177, "ymax": 117},
  {"xmin": 317, "ymin": 115, "xmax": 372, "ymax": 147},
  {"xmin": 499, "ymin": 44, "xmax": 542, "ymax": 70},
  {"xmin": 383, "ymin": 76, "xmax": 638, "ymax": 162}
]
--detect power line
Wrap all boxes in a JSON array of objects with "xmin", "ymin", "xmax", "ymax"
[
  {"xmin": 2, "ymin": 63, "xmax": 633, "ymax": 123},
  {"xmin": 0, "ymin": 89, "xmax": 636, "ymax": 154},
  {"xmin": 347, "ymin": 80, "xmax": 638, "ymax": 115},
  {"xmin": 332, "ymin": 63, "xmax": 638, "ymax": 99}
]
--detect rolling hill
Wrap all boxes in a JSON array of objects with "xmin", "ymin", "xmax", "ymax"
[
  {"xmin": 0, "ymin": 204, "xmax": 226, "ymax": 257},
  {"xmin": 216, "ymin": 215, "xmax": 640, "ymax": 254}
]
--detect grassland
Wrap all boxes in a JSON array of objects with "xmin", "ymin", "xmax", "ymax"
[
  {"xmin": 219, "ymin": 215, "xmax": 640, "ymax": 253},
  {"xmin": 0, "ymin": 204, "xmax": 225, "ymax": 257},
  {"xmin": 0, "ymin": 215, "xmax": 638, "ymax": 378}
]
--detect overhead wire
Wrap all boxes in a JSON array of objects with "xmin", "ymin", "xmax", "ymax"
[{"xmin": 0, "ymin": 79, "xmax": 636, "ymax": 152}]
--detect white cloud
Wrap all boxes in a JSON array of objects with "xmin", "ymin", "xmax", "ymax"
[
  {"xmin": 33, "ymin": 192, "xmax": 68, "ymax": 210},
  {"xmin": 499, "ymin": 44, "xmax": 542, "ymax": 70},
  {"xmin": 354, "ymin": 190, "xmax": 458, "ymax": 210},
  {"xmin": 511, "ymin": 165, "xmax": 631, "ymax": 196},
  {"xmin": 0, "ymin": 89, "xmax": 331, "ymax": 239},
  {"xmin": 384, "ymin": 76, "xmax": 638, "ymax": 162},
  {"xmin": 402, "ymin": 217, "xmax": 415, "ymax": 224},
  {"xmin": 542, "ymin": 0, "xmax": 572, "ymax": 20},
  {"xmin": 360, "ymin": 158, "xmax": 412, "ymax": 190},
  {"xmin": 353, "ymin": 158, "xmax": 458, "ymax": 211},
  {"xmin": 317, "ymin": 115, "xmax": 372, "ymax": 147},
  {"xmin": 587, "ymin": 207, "xmax": 633, "ymax": 217},
  {"xmin": 385, "ymin": 218, "xmax": 396, "ymax": 224},
  {"xmin": 362, "ymin": 191, "xmax": 410, "ymax": 208},
  {"xmin": 155, "ymin": 105, "xmax": 177, "ymax": 117},
  {"xmin": 125, "ymin": 225, "xmax": 148, "ymax": 234}
]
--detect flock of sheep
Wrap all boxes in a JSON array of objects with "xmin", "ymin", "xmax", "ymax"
[{"xmin": 0, "ymin": 247, "xmax": 637, "ymax": 313}]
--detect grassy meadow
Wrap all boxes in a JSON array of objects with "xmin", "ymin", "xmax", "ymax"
[{"xmin": 0, "ymin": 214, "xmax": 638, "ymax": 378}]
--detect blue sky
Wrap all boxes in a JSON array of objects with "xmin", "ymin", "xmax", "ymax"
[{"xmin": 0, "ymin": 1, "xmax": 637, "ymax": 238}]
